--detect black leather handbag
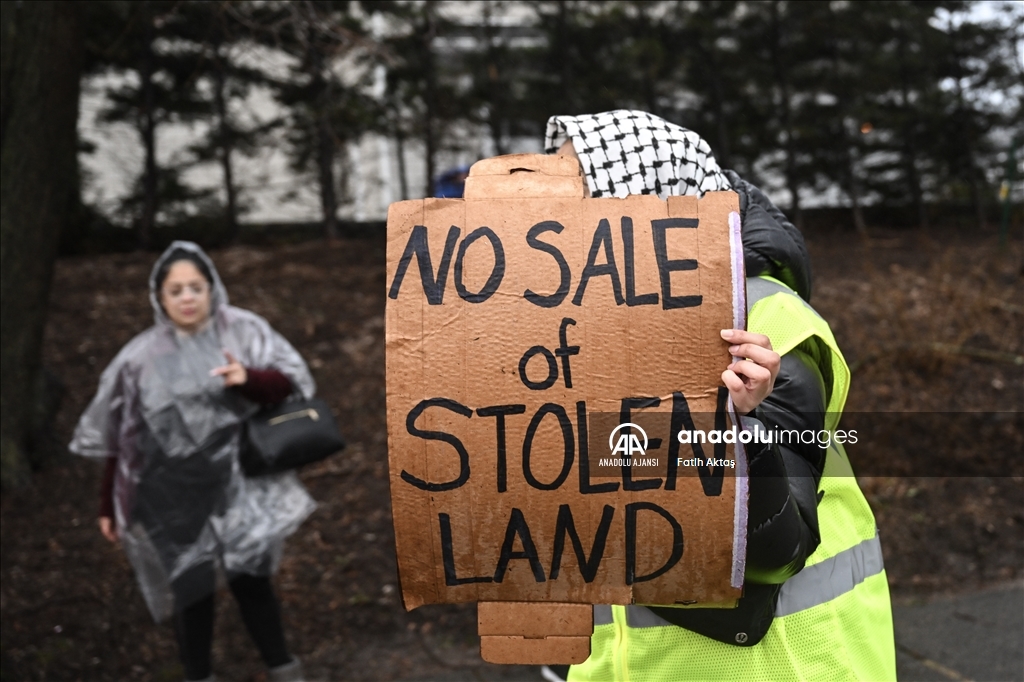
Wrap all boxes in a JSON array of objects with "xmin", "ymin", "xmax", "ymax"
[{"xmin": 240, "ymin": 398, "xmax": 345, "ymax": 476}]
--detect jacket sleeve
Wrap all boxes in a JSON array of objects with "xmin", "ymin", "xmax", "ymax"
[
  {"xmin": 235, "ymin": 367, "xmax": 293, "ymax": 405},
  {"xmin": 724, "ymin": 169, "xmax": 813, "ymax": 303},
  {"xmin": 742, "ymin": 344, "xmax": 828, "ymax": 584},
  {"xmin": 644, "ymin": 347, "xmax": 828, "ymax": 645}
]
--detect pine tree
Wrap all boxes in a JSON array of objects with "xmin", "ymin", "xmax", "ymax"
[{"xmin": 232, "ymin": 1, "xmax": 382, "ymax": 238}]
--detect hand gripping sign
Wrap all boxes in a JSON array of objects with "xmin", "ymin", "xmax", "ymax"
[{"xmin": 385, "ymin": 154, "xmax": 748, "ymax": 665}]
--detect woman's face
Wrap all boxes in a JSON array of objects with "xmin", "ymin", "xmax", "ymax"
[{"xmin": 160, "ymin": 260, "xmax": 211, "ymax": 332}]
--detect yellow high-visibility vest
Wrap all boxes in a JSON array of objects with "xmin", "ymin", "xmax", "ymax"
[{"xmin": 569, "ymin": 276, "xmax": 896, "ymax": 682}]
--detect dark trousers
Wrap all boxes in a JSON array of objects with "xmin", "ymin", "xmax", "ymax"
[{"xmin": 172, "ymin": 571, "xmax": 292, "ymax": 681}]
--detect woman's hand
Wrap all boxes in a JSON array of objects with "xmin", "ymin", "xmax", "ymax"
[
  {"xmin": 210, "ymin": 350, "xmax": 248, "ymax": 387},
  {"xmin": 98, "ymin": 516, "xmax": 118, "ymax": 543},
  {"xmin": 721, "ymin": 329, "xmax": 780, "ymax": 415}
]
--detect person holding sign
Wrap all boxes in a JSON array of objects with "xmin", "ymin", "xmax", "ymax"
[{"xmin": 546, "ymin": 111, "xmax": 895, "ymax": 681}]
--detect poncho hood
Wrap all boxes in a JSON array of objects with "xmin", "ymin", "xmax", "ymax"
[{"xmin": 149, "ymin": 240, "xmax": 229, "ymax": 327}]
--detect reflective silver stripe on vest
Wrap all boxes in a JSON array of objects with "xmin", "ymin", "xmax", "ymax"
[
  {"xmin": 610, "ymin": 532, "xmax": 884, "ymax": 629},
  {"xmin": 591, "ymin": 605, "xmax": 686, "ymax": 629},
  {"xmin": 626, "ymin": 604, "xmax": 674, "ymax": 628},
  {"xmin": 775, "ymin": 532, "xmax": 884, "ymax": 617}
]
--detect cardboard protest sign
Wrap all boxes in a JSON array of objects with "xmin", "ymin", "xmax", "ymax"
[{"xmin": 385, "ymin": 154, "xmax": 747, "ymax": 617}]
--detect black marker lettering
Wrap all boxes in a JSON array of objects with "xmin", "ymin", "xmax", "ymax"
[
  {"xmin": 493, "ymin": 508, "xmax": 546, "ymax": 583},
  {"xmin": 550, "ymin": 504, "xmax": 615, "ymax": 582},
  {"xmin": 578, "ymin": 400, "xmax": 619, "ymax": 494},
  {"xmin": 388, "ymin": 224, "xmax": 460, "ymax": 304},
  {"xmin": 651, "ymin": 217, "xmax": 702, "ymax": 310},
  {"xmin": 573, "ymin": 218, "xmax": 624, "ymax": 306},
  {"xmin": 522, "ymin": 403, "xmax": 574, "ymax": 491},
  {"xmin": 518, "ymin": 345, "xmax": 558, "ymax": 390},
  {"xmin": 439, "ymin": 513, "xmax": 494, "ymax": 586},
  {"xmin": 555, "ymin": 317, "xmax": 579, "ymax": 388},
  {"xmin": 669, "ymin": 390, "xmax": 725, "ymax": 496},
  {"xmin": 665, "ymin": 391, "xmax": 692, "ymax": 490},
  {"xmin": 401, "ymin": 398, "xmax": 472, "ymax": 491},
  {"xmin": 476, "ymin": 404, "xmax": 527, "ymax": 493},
  {"xmin": 625, "ymin": 502, "xmax": 684, "ymax": 584},
  {"xmin": 621, "ymin": 217, "xmax": 658, "ymax": 306},
  {"xmin": 619, "ymin": 397, "xmax": 663, "ymax": 491},
  {"xmin": 454, "ymin": 226, "xmax": 505, "ymax": 303},
  {"xmin": 524, "ymin": 221, "xmax": 571, "ymax": 308}
]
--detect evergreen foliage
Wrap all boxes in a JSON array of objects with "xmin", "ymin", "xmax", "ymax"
[{"xmin": 67, "ymin": 0, "xmax": 1024, "ymax": 237}]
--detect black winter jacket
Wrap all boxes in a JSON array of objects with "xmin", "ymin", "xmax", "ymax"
[{"xmin": 648, "ymin": 170, "xmax": 830, "ymax": 646}]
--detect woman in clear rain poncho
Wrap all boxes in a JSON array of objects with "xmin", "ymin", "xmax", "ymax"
[{"xmin": 70, "ymin": 241, "xmax": 314, "ymax": 682}]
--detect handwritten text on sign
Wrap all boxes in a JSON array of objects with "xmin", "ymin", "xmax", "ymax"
[{"xmin": 385, "ymin": 190, "xmax": 742, "ymax": 609}]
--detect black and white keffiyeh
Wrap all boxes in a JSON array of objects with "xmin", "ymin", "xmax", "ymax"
[{"xmin": 545, "ymin": 110, "xmax": 732, "ymax": 199}]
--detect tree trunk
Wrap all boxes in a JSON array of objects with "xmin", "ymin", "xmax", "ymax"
[
  {"xmin": 395, "ymin": 123, "xmax": 409, "ymax": 201},
  {"xmin": 0, "ymin": 1, "xmax": 82, "ymax": 487},
  {"xmin": 946, "ymin": 14, "xmax": 986, "ymax": 231},
  {"xmin": 900, "ymin": 114, "xmax": 927, "ymax": 228},
  {"xmin": 213, "ymin": 55, "xmax": 239, "ymax": 242},
  {"xmin": 637, "ymin": 3, "xmax": 657, "ymax": 117},
  {"xmin": 422, "ymin": 7, "xmax": 437, "ymax": 197},
  {"xmin": 847, "ymin": 148, "xmax": 867, "ymax": 235},
  {"xmin": 903, "ymin": 133, "xmax": 927, "ymax": 229},
  {"xmin": 317, "ymin": 111, "xmax": 338, "ymax": 239},
  {"xmin": 308, "ymin": 43, "xmax": 338, "ymax": 240},
  {"xmin": 486, "ymin": 67, "xmax": 506, "ymax": 156},
  {"xmin": 555, "ymin": 1, "xmax": 571, "ymax": 111},
  {"xmin": 970, "ymin": 175, "xmax": 988, "ymax": 230},
  {"xmin": 694, "ymin": 33, "xmax": 730, "ymax": 169},
  {"xmin": 770, "ymin": 1, "xmax": 802, "ymax": 227},
  {"xmin": 825, "ymin": 6, "xmax": 863, "ymax": 235},
  {"xmin": 483, "ymin": 5, "xmax": 507, "ymax": 157},
  {"xmin": 896, "ymin": 24, "xmax": 926, "ymax": 228},
  {"xmin": 139, "ymin": 13, "xmax": 157, "ymax": 249}
]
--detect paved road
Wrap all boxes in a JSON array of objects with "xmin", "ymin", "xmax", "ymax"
[
  {"xmin": 894, "ymin": 582, "xmax": 1023, "ymax": 682},
  {"xmin": 402, "ymin": 582, "xmax": 1024, "ymax": 681}
]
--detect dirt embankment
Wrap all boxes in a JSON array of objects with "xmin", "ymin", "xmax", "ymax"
[{"xmin": 1, "ymin": 226, "xmax": 1021, "ymax": 680}]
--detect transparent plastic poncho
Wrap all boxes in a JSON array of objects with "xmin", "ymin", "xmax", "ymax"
[{"xmin": 70, "ymin": 241, "xmax": 317, "ymax": 622}]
